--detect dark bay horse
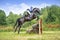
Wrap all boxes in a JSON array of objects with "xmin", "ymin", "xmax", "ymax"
[{"xmin": 14, "ymin": 8, "xmax": 40, "ymax": 34}]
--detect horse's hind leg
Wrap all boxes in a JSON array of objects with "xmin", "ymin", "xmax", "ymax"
[
  {"xmin": 18, "ymin": 25, "xmax": 21, "ymax": 34},
  {"xmin": 14, "ymin": 25, "xmax": 19, "ymax": 32}
]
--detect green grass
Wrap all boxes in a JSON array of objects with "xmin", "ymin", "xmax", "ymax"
[
  {"xmin": 0, "ymin": 26, "xmax": 60, "ymax": 40},
  {"xmin": 42, "ymin": 31, "xmax": 60, "ymax": 40},
  {"xmin": 0, "ymin": 32, "xmax": 41, "ymax": 40},
  {"xmin": 0, "ymin": 31, "xmax": 60, "ymax": 40}
]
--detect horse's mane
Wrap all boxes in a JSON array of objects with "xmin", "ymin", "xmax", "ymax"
[{"xmin": 33, "ymin": 8, "xmax": 39, "ymax": 11}]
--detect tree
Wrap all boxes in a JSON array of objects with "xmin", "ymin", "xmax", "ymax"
[
  {"xmin": 0, "ymin": 10, "xmax": 6, "ymax": 25},
  {"xmin": 50, "ymin": 5, "xmax": 60, "ymax": 23},
  {"xmin": 6, "ymin": 12, "xmax": 20, "ymax": 25},
  {"xmin": 42, "ymin": 5, "xmax": 60, "ymax": 24}
]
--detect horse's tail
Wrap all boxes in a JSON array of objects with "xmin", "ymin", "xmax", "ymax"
[{"xmin": 13, "ymin": 19, "xmax": 18, "ymax": 28}]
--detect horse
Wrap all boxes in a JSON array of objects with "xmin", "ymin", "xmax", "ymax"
[{"xmin": 14, "ymin": 8, "xmax": 40, "ymax": 34}]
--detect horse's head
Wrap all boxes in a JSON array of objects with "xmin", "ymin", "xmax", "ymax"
[
  {"xmin": 32, "ymin": 8, "xmax": 41, "ymax": 20},
  {"xmin": 33, "ymin": 8, "xmax": 41, "ymax": 15}
]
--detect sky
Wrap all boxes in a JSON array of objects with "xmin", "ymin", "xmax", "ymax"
[{"xmin": 0, "ymin": 0, "xmax": 60, "ymax": 16}]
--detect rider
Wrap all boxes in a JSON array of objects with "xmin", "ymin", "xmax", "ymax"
[{"xmin": 27, "ymin": 6, "xmax": 33, "ymax": 13}]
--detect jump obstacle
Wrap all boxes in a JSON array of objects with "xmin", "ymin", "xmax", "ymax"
[{"xmin": 26, "ymin": 18, "xmax": 42, "ymax": 34}]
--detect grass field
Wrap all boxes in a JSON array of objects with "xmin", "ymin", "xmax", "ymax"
[{"xmin": 0, "ymin": 31, "xmax": 60, "ymax": 40}]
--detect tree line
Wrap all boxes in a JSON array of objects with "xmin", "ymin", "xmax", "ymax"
[{"xmin": 0, "ymin": 5, "xmax": 60, "ymax": 26}]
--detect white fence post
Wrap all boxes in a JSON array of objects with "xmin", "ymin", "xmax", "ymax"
[{"xmin": 39, "ymin": 19, "xmax": 42, "ymax": 34}]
